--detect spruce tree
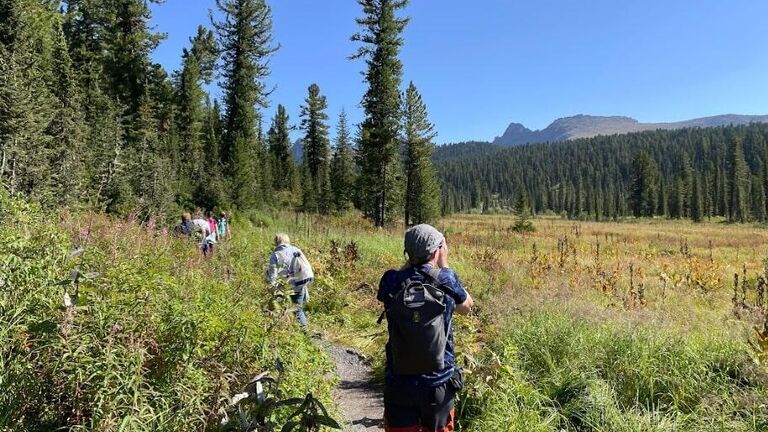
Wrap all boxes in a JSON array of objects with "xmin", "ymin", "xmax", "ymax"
[
  {"xmin": 214, "ymin": 0, "xmax": 278, "ymax": 209},
  {"xmin": 132, "ymin": 91, "xmax": 159, "ymax": 205},
  {"xmin": 629, "ymin": 151, "xmax": 659, "ymax": 217},
  {"xmin": 267, "ymin": 105, "xmax": 296, "ymax": 195},
  {"xmin": 763, "ymin": 162, "xmax": 768, "ymax": 220},
  {"xmin": 690, "ymin": 174, "xmax": 704, "ymax": 223},
  {"xmin": 104, "ymin": 0, "xmax": 165, "ymax": 117},
  {"xmin": 513, "ymin": 188, "xmax": 529, "ymax": 215},
  {"xmin": 301, "ymin": 165, "xmax": 318, "ymax": 213},
  {"xmin": 575, "ymin": 176, "xmax": 585, "ymax": 218},
  {"xmin": 402, "ymin": 82, "xmax": 440, "ymax": 226},
  {"xmin": 62, "ymin": 0, "xmax": 170, "ymax": 212},
  {"xmin": 751, "ymin": 174, "xmax": 766, "ymax": 222},
  {"xmin": 727, "ymin": 136, "xmax": 749, "ymax": 222},
  {"xmin": 351, "ymin": 0, "xmax": 409, "ymax": 226},
  {"xmin": 718, "ymin": 167, "xmax": 729, "ymax": 217},
  {"xmin": 0, "ymin": 0, "xmax": 56, "ymax": 200},
  {"xmin": 679, "ymin": 153, "xmax": 693, "ymax": 218},
  {"xmin": 669, "ymin": 177, "xmax": 685, "ymax": 219},
  {"xmin": 176, "ymin": 26, "xmax": 218, "ymax": 200},
  {"xmin": 300, "ymin": 84, "xmax": 332, "ymax": 213},
  {"xmin": 330, "ymin": 109, "xmax": 356, "ymax": 212},
  {"xmin": 48, "ymin": 19, "xmax": 86, "ymax": 205},
  {"xmin": 196, "ymin": 97, "xmax": 229, "ymax": 210},
  {"xmin": 143, "ymin": 63, "xmax": 177, "ymax": 214},
  {"xmin": 107, "ymin": 1, "xmax": 167, "ymax": 211},
  {"xmin": 703, "ymin": 169, "xmax": 714, "ymax": 219},
  {"xmin": 658, "ymin": 176, "xmax": 668, "ymax": 216}
]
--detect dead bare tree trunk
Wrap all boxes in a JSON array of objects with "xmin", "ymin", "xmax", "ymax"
[{"xmin": 0, "ymin": 147, "xmax": 7, "ymax": 180}]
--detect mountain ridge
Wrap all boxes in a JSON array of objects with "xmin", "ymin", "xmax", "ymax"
[{"xmin": 492, "ymin": 114, "xmax": 768, "ymax": 146}]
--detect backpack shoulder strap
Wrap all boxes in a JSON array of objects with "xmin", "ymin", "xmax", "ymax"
[
  {"xmin": 376, "ymin": 278, "xmax": 410, "ymax": 325},
  {"xmin": 376, "ymin": 275, "xmax": 416, "ymax": 325},
  {"xmin": 415, "ymin": 267, "xmax": 444, "ymax": 290}
]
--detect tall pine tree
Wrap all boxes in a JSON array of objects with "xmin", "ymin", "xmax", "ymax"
[
  {"xmin": 48, "ymin": 19, "xmax": 86, "ymax": 205},
  {"xmin": 214, "ymin": 0, "xmax": 277, "ymax": 209},
  {"xmin": 300, "ymin": 84, "xmax": 332, "ymax": 213},
  {"xmin": 351, "ymin": 0, "xmax": 409, "ymax": 226},
  {"xmin": 690, "ymin": 173, "xmax": 704, "ymax": 222},
  {"xmin": 196, "ymin": 97, "xmax": 229, "ymax": 210},
  {"xmin": 629, "ymin": 151, "xmax": 659, "ymax": 217},
  {"xmin": 750, "ymin": 174, "xmax": 766, "ymax": 222},
  {"xmin": 267, "ymin": 104, "xmax": 297, "ymax": 204},
  {"xmin": 0, "ymin": 0, "xmax": 57, "ymax": 200},
  {"xmin": 402, "ymin": 82, "xmax": 440, "ymax": 226},
  {"xmin": 176, "ymin": 26, "xmax": 218, "ymax": 204},
  {"xmin": 727, "ymin": 135, "xmax": 749, "ymax": 222},
  {"xmin": 330, "ymin": 109, "xmax": 356, "ymax": 212}
]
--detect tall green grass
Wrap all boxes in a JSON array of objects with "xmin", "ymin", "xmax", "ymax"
[
  {"xmin": 0, "ymin": 193, "xmax": 334, "ymax": 431},
  {"xmin": 460, "ymin": 312, "xmax": 768, "ymax": 432}
]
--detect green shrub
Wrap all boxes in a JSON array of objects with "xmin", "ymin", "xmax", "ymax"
[
  {"xmin": 0, "ymin": 191, "xmax": 334, "ymax": 431},
  {"xmin": 246, "ymin": 211, "xmax": 274, "ymax": 228},
  {"xmin": 511, "ymin": 213, "xmax": 536, "ymax": 233}
]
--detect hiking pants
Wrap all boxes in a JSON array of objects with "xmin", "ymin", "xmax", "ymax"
[
  {"xmin": 290, "ymin": 283, "xmax": 310, "ymax": 327},
  {"xmin": 383, "ymin": 381, "xmax": 456, "ymax": 432}
]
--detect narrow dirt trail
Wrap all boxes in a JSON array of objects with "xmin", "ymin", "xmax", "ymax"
[{"xmin": 325, "ymin": 343, "xmax": 384, "ymax": 431}]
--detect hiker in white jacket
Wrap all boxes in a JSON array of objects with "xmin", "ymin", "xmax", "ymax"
[{"xmin": 265, "ymin": 233, "xmax": 314, "ymax": 327}]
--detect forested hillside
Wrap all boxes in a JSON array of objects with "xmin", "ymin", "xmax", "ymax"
[
  {"xmin": 437, "ymin": 123, "xmax": 768, "ymax": 223},
  {"xmin": 491, "ymin": 114, "xmax": 768, "ymax": 146},
  {"xmin": 0, "ymin": 0, "xmax": 441, "ymax": 228}
]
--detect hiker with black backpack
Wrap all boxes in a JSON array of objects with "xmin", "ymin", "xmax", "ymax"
[{"xmin": 377, "ymin": 224, "xmax": 474, "ymax": 432}]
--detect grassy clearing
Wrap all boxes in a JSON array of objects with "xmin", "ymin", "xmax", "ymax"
[
  {"xmin": 234, "ymin": 212, "xmax": 768, "ymax": 430},
  {"xmin": 3, "ymin": 197, "xmax": 768, "ymax": 431},
  {"xmin": 440, "ymin": 216, "xmax": 768, "ymax": 431},
  {"xmin": 460, "ymin": 312, "xmax": 767, "ymax": 431}
]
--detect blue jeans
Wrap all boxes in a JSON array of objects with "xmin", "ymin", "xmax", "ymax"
[{"xmin": 290, "ymin": 285, "xmax": 309, "ymax": 327}]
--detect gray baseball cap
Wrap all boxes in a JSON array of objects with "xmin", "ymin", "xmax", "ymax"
[{"xmin": 404, "ymin": 224, "xmax": 444, "ymax": 265}]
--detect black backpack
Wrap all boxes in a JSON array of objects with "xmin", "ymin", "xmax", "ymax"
[{"xmin": 379, "ymin": 267, "xmax": 448, "ymax": 375}]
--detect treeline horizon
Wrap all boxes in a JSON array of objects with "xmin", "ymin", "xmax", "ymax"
[
  {"xmin": 1, "ymin": 0, "xmax": 440, "ymax": 228},
  {"xmin": 436, "ymin": 123, "xmax": 768, "ymax": 223},
  {"xmin": 5, "ymin": 0, "xmax": 765, "ymax": 228}
]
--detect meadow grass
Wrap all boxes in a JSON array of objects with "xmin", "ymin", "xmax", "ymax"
[
  {"xmin": 265, "ymin": 212, "xmax": 768, "ymax": 431},
  {"xmin": 3, "ymin": 197, "xmax": 768, "ymax": 431}
]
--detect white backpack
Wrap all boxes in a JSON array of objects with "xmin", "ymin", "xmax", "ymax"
[{"xmin": 290, "ymin": 250, "xmax": 314, "ymax": 283}]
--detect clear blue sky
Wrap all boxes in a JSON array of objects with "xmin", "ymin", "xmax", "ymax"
[{"xmin": 150, "ymin": 0, "xmax": 768, "ymax": 144}]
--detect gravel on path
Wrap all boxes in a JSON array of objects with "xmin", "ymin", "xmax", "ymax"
[{"xmin": 325, "ymin": 343, "xmax": 384, "ymax": 431}]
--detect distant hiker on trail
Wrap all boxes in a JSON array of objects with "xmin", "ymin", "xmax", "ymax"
[
  {"xmin": 207, "ymin": 211, "xmax": 219, "ymax": 241},
  {"xmin": 377, "ymin": 224, "xmax": 474, "ymax": 432},
  {"xmin": 175, "ymin": 212, "xmax": 195, "ymax": 237},
  {"xmin": 265, "ymin": 233, "xmax": 314, "ymax": 327},
  {"xmin": 192, "ymin": 215, "xmax": 215, "ymax": 257},
  {"xmin": 218, "ymin": 211, "xmax": 231, "ymax": 240}
]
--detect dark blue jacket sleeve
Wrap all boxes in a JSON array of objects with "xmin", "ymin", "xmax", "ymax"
[
  {"xmin": 438, "ymin": 268, "xmax": 468, "ymax": 305},
  {"xmin": 377, "ymin": 269, "xmax": 398, "ymax": 306}
]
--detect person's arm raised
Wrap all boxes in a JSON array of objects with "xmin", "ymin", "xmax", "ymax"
[
  {"xmin": 435, "ymin": 240, "xmax": 474, "ymax": 315},
  {"xmin": 455, "ymin": 292, "xmax": 474, "ymax": 315}
]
